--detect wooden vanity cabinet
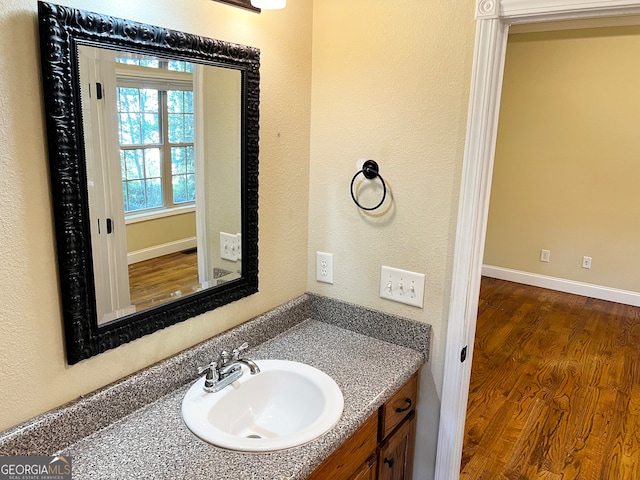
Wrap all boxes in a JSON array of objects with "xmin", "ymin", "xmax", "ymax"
[
  {"xmin": 350, "ymin": 455, "xmax": 377, "ymax": 480},
  {"xmin": 377, "ymin": 372, "xmax": 418, "ymax": 480},
  {"xmin": 377, "ymin": 411, "xmax": 416, "ymax": 480},
  {"xmin": 307, "ymin": 413, "xmax": 378, "ymax": 480},
  {"xmin": 307, "ymin": 372, "xmax": 419, "ymax": 480}
]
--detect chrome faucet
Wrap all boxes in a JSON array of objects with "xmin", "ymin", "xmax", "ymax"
[{"xmin": 197, "ymin": 342, "xmax": 260, "ymax": 393}]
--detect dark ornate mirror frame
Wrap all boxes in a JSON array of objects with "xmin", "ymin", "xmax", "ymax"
[{"xmin": 38, "ymin": 2, "xmax": 260, "ymax": 364}]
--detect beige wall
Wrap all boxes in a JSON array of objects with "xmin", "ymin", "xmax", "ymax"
[
  {"xmin": 200, "ymin": 66, "xmax": 243, "ymax": 276},
  {"xmin": 308, "ymin": 0, "xmax": 476, "ymax": 398},
  {"xmin": 0, "ymin": 0, "xmax": 312, "ymax": 432},
  {"xmin": 485, "ymin": 27, "xmax": 640, "ymax": 293},
  {"xmin": 126, "ymin": 212, "xmax": 196, "ymax": 252},
  {"xmin": 0, "ymin": 0, "xmax": 478, "ymax": 439}
]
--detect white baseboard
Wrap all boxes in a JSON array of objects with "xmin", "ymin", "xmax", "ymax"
[
  {"xmin": 128, "ymin": 237, "xmax": 197, "ymax": 265},
  {"xmin": 482, "ymin": 265, "xmax": 640, "ymax": 307}
]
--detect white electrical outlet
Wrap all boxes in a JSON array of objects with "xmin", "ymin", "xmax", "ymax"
[
  {"xmin": 316, "ymin": 252, "xmax": 334, "ymax": 284},
  {"xmin": 220, "ymin": 232, "xmax": 240, "ymax": 261},
  {"xmin": 540, "ymin": 249, "xmax": 550, "ymax": 263},
  {"xmin": 582, "ymin": 256, "xmax": 592, "ymax": 269},
  {"xmin": 380, "ymin": 266, "xmax": 425, "ymax": 308}
]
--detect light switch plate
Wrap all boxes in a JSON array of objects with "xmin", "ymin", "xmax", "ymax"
[
  {"xmin": 380, "ymin": 266, "xmax": 425, "ymax": 308},
  {"xmin": 220, "ymin": 232, "xmax": 240, "ymax": 261}
]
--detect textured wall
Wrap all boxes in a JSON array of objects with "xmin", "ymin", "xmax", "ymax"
[
  {"xmin": 485, "ymin": 27, "xmax": 640, "ymax": 293},
  {"xmin": 0, "ymin": 0, "xmax": 312, "ymax": 432},
  {"xmin": 0, "ymin": 0, "xmax": 479, "ymax": 445},
  {"xmin": 126, "ymin": 212, "xmax": 196, "ymax": 252},
  {"xmin": 308, "ymin": 0, "xmax": 476, "ymax": 399}
]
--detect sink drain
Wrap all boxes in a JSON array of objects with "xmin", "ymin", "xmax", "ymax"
[{"xmin": 246, "ymin": 434, "xmax": 262, "ymax": 439}]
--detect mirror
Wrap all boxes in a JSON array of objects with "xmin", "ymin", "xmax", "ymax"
[
  {"xmin": 78, "ymin": 46, "xmax": 244, "ymax": 321},
  {"xmin": 38, "ymin": 2, "xmax": 260, "ymax": 364}
]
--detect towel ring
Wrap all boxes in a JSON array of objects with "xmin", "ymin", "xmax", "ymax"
[{"xmin": 350, "ymin": 160, "xmax": 387, "ymax": 211}]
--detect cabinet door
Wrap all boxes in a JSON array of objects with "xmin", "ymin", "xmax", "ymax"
[
  {"xmin": 377, "ymin": 412, "xmax": 417, "ymax": 480},
  {"xmin": 349, "ymin": 455, "xmax": 376, "ymax": 480}
]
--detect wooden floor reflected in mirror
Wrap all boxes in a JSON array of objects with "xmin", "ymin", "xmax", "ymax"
[{"xmin": 128, "ymin": 250, "xmax": 200, "ymax": 311}]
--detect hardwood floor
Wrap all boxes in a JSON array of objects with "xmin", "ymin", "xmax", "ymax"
[
  {"xmin": 461, "ymin": 277, "xmax": 640, "ymax": 479},
  {"xmin": 128, "ymin": 250, "xmax": 199, "ymax": 311}
]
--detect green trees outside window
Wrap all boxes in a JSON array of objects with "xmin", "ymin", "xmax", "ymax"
[{"xmin": 116, "ymin": 59, "xmax": 195, "ymax": 214}]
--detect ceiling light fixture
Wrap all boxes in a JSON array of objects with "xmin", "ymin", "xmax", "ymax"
[{"xmin": 251, "ymin": 0, "xmax": 286, "ymax": 9}]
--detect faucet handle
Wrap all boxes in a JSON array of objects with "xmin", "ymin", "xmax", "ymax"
[
  {"xmin": 232, "ymin": 342, "xmax": 249, "ymax": 360},
  {"xmin": 197, "ymin": 360, "xmax": 216, "ymax": 376},
  {"xmin": 198, "ymin": 353, "xmax": 223, "ymax": 375}
]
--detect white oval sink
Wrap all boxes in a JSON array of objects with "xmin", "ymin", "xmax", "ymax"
[{"xmin": 181, "ymin": 360, "xmax": 344, "ymax": 452}]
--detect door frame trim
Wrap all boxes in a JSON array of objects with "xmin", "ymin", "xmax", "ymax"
[{"xmin": 436, "ymin": 1, "xmax": 640, "ymax": 478}]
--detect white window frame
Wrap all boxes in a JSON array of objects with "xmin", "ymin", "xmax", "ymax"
[{"xmin": 115, "ymin": 63, "xmax": 196, "ymax": 219}]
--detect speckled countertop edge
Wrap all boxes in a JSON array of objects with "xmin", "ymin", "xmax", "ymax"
[
  {"xmin": 308, "ymin": 293, "xmax": 431, "ymax": 360},
  {"xmin": 0, "ymin": 293, "xmax": 431, "ymax": 479},
  {"xmin": 0, "ymin": 295, "xmax": 310, "ymax": 456}
]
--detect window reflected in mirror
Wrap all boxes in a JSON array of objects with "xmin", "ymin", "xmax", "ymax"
[{"xmin": 78, "ymin": 46, "xmax": 243, "ymax": 325}]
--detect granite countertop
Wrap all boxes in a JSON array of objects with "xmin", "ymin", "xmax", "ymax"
[
  {"xmin": 0, "ymin": 294, "xmax": 430, "ymax": 480},
  {"xmin": 63, "ymin": 319, "xmax": 424, "ymax": 479}
]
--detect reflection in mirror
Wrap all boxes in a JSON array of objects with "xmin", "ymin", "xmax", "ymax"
[
  {"xmin": 78, "ymin": 47, "xmax": 242, "ymax": 324},
  {"xmin": 38, "ymin": 1, "xmax": 259, "ymax": 364}
]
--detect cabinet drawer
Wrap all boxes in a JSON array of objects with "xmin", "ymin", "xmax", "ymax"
[{"xmin": 379, "ymin": 372, "xmax": 418, "ymax": 440}]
